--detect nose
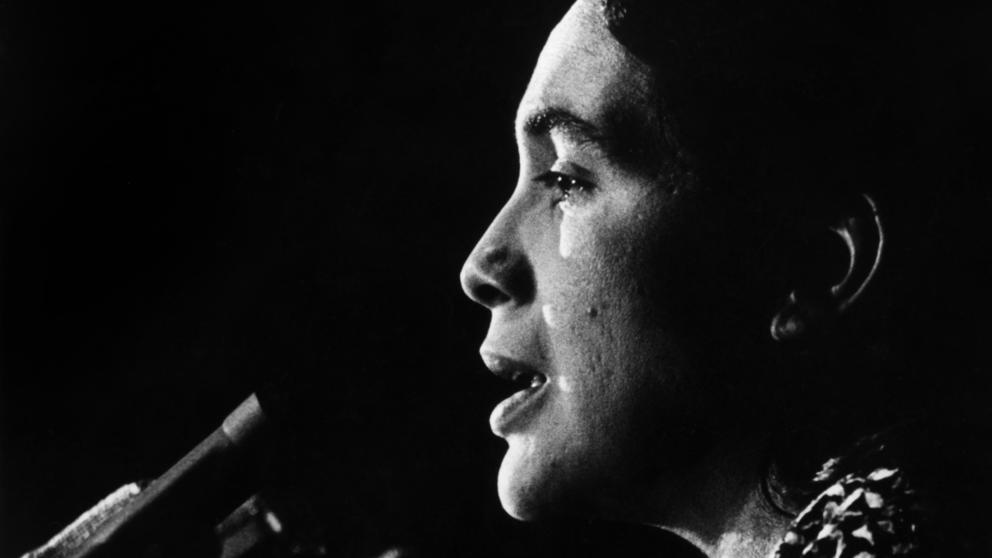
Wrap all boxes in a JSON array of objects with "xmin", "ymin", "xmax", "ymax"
[{"xmin": 460, "ymin": 204, "xmax": 534, "ymax": 310}]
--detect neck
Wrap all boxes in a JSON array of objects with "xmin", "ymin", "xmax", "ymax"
[
  {"xmin": 652, "ymin": 438, "xmax": 794, "ymax": 558},
  {"xmin": 708, "ymin": 485, "xmax": 791, "ymax": 558}
]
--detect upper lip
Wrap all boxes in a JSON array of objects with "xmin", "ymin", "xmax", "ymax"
[{"xmin": 480, "ymin": 351, "xmax": 546, "ymax": 384}]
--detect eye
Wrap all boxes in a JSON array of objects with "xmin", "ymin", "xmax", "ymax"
[{"xmin": 534, "ymin": 171, "xmax": 594, "ymax": 205}]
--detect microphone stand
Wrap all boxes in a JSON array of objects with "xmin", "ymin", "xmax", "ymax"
[{"xmin": 23, "ymin": 394, "xmax": 272, "ymax": 558}]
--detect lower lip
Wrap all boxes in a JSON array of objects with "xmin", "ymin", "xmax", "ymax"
[{"xmin": 489, "ymin": 381, "xmax": 548, "ymax": 437}]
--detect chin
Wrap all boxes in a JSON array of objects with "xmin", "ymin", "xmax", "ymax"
[
  {"xmin": 496, "ymin": 437, "xmax": 584, "ymax": 521},
  {"xmin": 497, "ymin": 445, "xmax": 542, "ymax": 520},
  {"xmin": 497, "ymin": 464, "xmax": 549, "ymax": 520}
]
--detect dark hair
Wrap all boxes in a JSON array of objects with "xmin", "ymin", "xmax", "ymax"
[{"xmin": 599, "ymin": 0, "xmax": 992, "ymax": 508}]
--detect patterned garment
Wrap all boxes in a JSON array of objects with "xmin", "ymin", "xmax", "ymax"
[{"xmin": 774, "ymin": 467, "xmax": 921, "ymax": 558}]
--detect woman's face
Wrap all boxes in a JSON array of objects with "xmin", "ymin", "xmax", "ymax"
[{"xmin": 460, "ymin": 0, "xmax": 746, "ymax": 522}]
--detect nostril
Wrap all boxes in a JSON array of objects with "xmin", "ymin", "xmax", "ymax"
[
  {"xmin": 460, "ymin": 231, "xmax": 535, "ymax": 308},
  {"xmin": 461, "ymin": 263, "xmax": 512, "ymax": 308},
  {"xmin": 474, "ymin": 283, "xmax": 511, "ymax": 307},
  {"xmin": 460, "ymin": 245, "xmax": 536, "ymax": 309}
]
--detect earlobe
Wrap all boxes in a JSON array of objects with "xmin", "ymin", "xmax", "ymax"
[
  {"xmin": 771, "ymin": 193, "xmax": 884, "ymax": 342},
  {"xmin": 770, "ymin": 291, "xmax": 822, "ymax": 342}
]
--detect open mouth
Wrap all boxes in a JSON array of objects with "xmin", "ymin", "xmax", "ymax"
[
  {"xmin": 507, "ymin": 368, "xmax": 547, "ymax": 391},
  {"xmin": 483, "ymin": 355, "xmax": 549, "ymax": 436}
]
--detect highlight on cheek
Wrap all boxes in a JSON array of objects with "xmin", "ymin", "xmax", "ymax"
[
  {"xmin": 542, "ymin": 304, "xmax": 561, "ymax": 329},
  {"xmin": 555, "ymin": 375, "xmax": 574, "ymax": 393},
  {"xmin": 558, "ymin": 211, "xmax": 586, "ymax": 259}
]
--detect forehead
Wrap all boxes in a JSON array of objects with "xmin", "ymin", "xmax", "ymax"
[{"xmin": 517, "ymin": 0, "xmax": 655, "ymax": 133}]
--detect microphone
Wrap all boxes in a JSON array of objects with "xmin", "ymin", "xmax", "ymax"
[
  {"xmin": 22, "ymin": 277, "xmax": 468, "ymax": 558},
  {"xmin": 23, "ymin": 394, "xmax": 271, "ymax": 558}
]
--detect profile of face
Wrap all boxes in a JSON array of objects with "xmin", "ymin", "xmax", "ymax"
[{"xmin": 459, "ymin": 0, "xmax": 753, "ymax": 523}]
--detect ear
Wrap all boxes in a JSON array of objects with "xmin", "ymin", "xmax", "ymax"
[{"xmin": 770, "ymin": 193, "xmax": 885, "ymax": 342}]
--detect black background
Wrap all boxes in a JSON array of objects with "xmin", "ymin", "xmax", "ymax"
[
  {"xmin": 8, "ymin": 2, "xmax": 992, "ymax": 557},
  {"xmin": 0, "ymin": 1, "xmax": 693, "ymax": 556}
]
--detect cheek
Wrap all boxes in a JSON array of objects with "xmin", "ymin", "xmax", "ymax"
[
  {"xmin": 546, "ymin": 234, "xmax": 643, "ymax": 394},
  {"xmin": 549, "ymin": 201, "xmax": 645, "ymax": 329},
  {"xmin": 544, "ymin": 207, "xmax": 613, "ymax": 361},
  {"xmin": 544, "ymin": 192, "xmax": 678, "ymax": 407}
]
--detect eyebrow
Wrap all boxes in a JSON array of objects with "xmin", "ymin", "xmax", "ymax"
[
  {"xmin": 520, "ymin": 105, "xmax": 660, "ymax": 170},
  {"xmin": 521, "ymin": 107, "xmax": 606, "ymax": 150}
]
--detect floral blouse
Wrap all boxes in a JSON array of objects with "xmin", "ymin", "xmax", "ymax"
[{"xmin": 774, "ymin": 466, "xmax": 920, "ymax": 557}]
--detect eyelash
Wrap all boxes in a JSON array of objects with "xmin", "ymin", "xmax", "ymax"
[{"xmin": 534, "ymin": 171, "xmax": 594, "ymax": 205}]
